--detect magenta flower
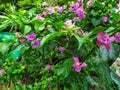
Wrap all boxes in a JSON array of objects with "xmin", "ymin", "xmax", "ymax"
[
  {"xmin": 27, "ymin": 33, "xmax": 36, "ymax": 41},
  {"xmin": 70, "ymin": 3, "xmax": 75, "ymax": 7},
  {"xmin": 45, "ymin": 7, "xmax": 55, "ymax": 14},
  {"xmin": 86, "ymin": 0, "xmax": 92, "ymax": 7},
  {"xmin": 74, "ymin": 30, "xmax": 79, "ymax": 34},
  {"xmin": 102, "ymin": 16, "xmax": 107, "ymax": 23},
  {"xmin": 69, "ymin": 7, "xmax": 74, "ymax": 12},
  {"xmin": 32, "ymin": 40, "xmax": 40, "ymax": 48},
  {"xmin": 74, "ymin": 30, "xmax": 88, "ymax": 36},
  {"xmin": 115, "ymin": 32, "xmax": 120, "ymax": 43},
  {"xmin": 64, "ymin": 20, "xmax": 73, "ymax": 26},
  {"xmin": 42, "ymin": 11, "xmax": 47, "ymax": 17},
  {"xmin": 69, "ymin": 3, "xmax": 79, "ymax": 12},
  {"xmin": 59, "ymin": 47, "xmax": 65, "ymax": 52},
  {"xmin": 58, "ymin": 6, "xmax": 63, "ymax": 13},
  {"xmin": 0, "ymin": 69, "xmax": 5, "ymax": 75},
  {"xmin": 73, "ymin": 3, "xmax": 80, "ymax": 10},
  {"xmin": 20, "ymin": 38, "xmax": 25, "ymax": 43},
  {"xmin": 76, "ymin": 6, "xmax": 86, "ymax": 19},
  {"xmin": 73, "ymin": 17, "xmax": 79, "ymax": 21},
  {"xmin": 36, "ymin": 14, "xmax": 44, "ymax": 20},
  {"xmin": 72, "ymin": 57, "xmax": 87, "ymax": 72},
  {"xmin": 74, "ymin": 30, "xmax": 82, "ymax": 34},
  {"xmin": 48, "ymin": 84, "xmax": 53, "ymax": 88},
  {"xmin": 78, "ymin": 0, "xmax": 84, "ymax": 4},
  {"xmin": 46, "ymin": 65, "xmax": 52, "ymax": 70},
  {"xmin": 118, "ymin": 0, "xmax": 120, "ymax": 9},
  {"xmin": 97, "ymin": 31, "xmax": 116, "ymax": 50}
]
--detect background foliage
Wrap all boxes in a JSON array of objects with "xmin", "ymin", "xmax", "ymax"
[{"xmin": 0, "ymin": 0, "xmax": 120, "ymax": 90}]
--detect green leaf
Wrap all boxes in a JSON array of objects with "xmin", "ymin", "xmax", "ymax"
[
  {"xmin": 0, "ymin": 42, "xmax": 10, "ymax": 54},
  {"xmin": 15, "ymin": 19, "xmax": 24, "ymax": 30},
  {"xmin": 106, "ymin": 27, "xmax": 115, "ymax": 33},
  {"xmin": 9, "ymin": 44, "xmax": 25, "ymax": 59},
  {"xmin": 88, "ymin": 25, "xmax": 105, "ymax": 37},
  {"xmin": 91, "ymin": 18, "xmax": 101, "ymax": 26},
  {"xmin": 15, "ymin": 84, "xmax": 26, "ymax": 90},
  {"xmin": 34, "ymin": 21, "xmax": 45, "ymax": 32},
  {"xmin": 106, "ymin": 27, "xmax": 115, "ymax": 35},
  {"xmin": 48, "ymin": 28, "xmax": 55, "ymax": 32},
  {"xmin": 0, "ymin": 32, "xmax": 15, "ymax": 42},
  {"xmin": 83, "ymin": 78, "xmax": 88, "ymax": 90},
  {"xmin": 110, "ymin": 70, "xmax": 120, "ymax": 90},
  {"xmin": 108, "ymin": 44, "xmax": 120, "ymax": 65},
  {"xmin": 73, "ymin": 34, "xmax": 86, "ymax": 50},
  {"xmin": 57, "ymin": 58, "xmax": 73, "ymax": 78},
  {"xmin": 98, "ymin": 43, "xmax": 120, "ymax": 65},
  {"xmin": 24, "ymin": 25, "xmax": 31, "ymax": 34},
  {"xmin": 86, "ymin": 76, "xmax": 99, "ymax": 87},
  {"xmin": 52, "ymin": 21, "xmax": 65, "ymax": 28},
  {"xmin": 26, "ymin": 85, "xmax": 33, "ymax": 90},
  {"xmin": 0, "ymin": 22, "xmax": 11, "ymax": 32},
  {"xmin": 112, "ymin": 13, "xmax": 120, "ymax": 22},
  {"xmin": 40, "ymin": 32, "xmax": 64, "ymax": 48},
  {"xmin": 99, "ymin": 45, "xmax": 108, "ymax": 61}
]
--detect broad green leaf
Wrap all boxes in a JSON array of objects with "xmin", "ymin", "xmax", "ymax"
[
  {"xmin": 91, "ymin": 18, "xmax": 101, "ymax": 26},
  {"xmin": 106, "ymin": 27, "xmax": 115, "ymax": 33},
  {"xmin": 34, "ymin": 21, "xmax": 45, "ymax": 32},
  {"xmin": 9, "ymin": 44, "xmax": 25, "ymax": 59},
  {"xmin": 112, "ymin": 13, "xmax": 120, "ymax": 22},
  {"xmin": 28, "ymin": 8, "xmax": 37, "ymax": 16},
  {"xmin": 57, "ymin": 58, "xmax": 73, "ymax": 78},
  {"xmin": 52, "ymin": 21, "xmax": 65, "ymax": 28},
  {"xmin": 0, "ymin": 32, "xmax": 15, "ymax": 42},
  {"xmin": 24, "ymin": 25, "xmax": 31, "ymax": 34},
  {"xmin": 40, "ymin": 32, "xmax": 64, "ymax": 48},
  {"xmin": 106, "ymin": 27, "xmax": 115, "ymax": 35},
  {"xmin": 48, "ymin": 28, "xmax": 55, "ymax": 32},
  {"xmin": 0, "ymin": 42, "xmax": 10, "ymax": 54}
]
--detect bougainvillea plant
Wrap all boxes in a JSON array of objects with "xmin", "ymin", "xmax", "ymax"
[{"xmin": 0, "ymin": 0, "xmax": 120, "ymax": 90}]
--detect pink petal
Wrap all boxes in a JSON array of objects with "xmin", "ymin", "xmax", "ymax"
[
  {"xmin": 80, "ymin": 62, "xmax": 87, "ymax": 68},
  {"xmin": 105, "ymin": 44, "xmax": 111, "ymax": 50},
  {"xmin": 110, "ymin": 36, "xmax": 116, "ymax": 42},
  {"xmin": 97, "ymin": 31, "xmax": 109, "ymax": 41},
  {"xmin": 73, "ymin": 57, "xmax": 79, "ymax": 62},
  {"xmin": 75, "ymin": 67, "xmax": 81, "ymax": 72}
]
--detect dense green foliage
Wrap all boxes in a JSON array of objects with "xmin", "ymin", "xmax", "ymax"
[{"xmin": 0, "ymin": 0, "xmax": 120, "ymax": 90}]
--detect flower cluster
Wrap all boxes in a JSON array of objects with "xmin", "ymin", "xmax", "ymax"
[
  {"xmin": 69, "ymin": 1, "xmax": 86, "ymax": 19},
  {"xmin": 97, "ymin": 31, "xmax": 120, "ymax": 50},
  {"xmin": 17, "ymin": 33, "xmax": 40, "ymax": 48}
]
